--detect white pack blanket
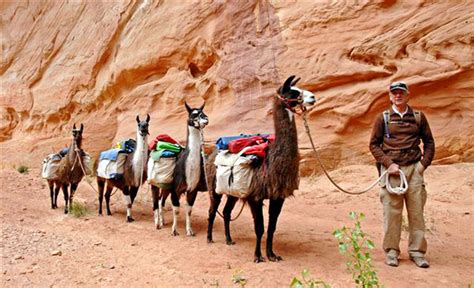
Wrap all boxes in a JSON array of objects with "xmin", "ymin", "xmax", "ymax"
[
  {"xmin": 41, "ymin": 154, "xmax": 62, "ymax": 179},
  {"xmin": 97, "ymin": 153, "xmax": 127, "ymax": 179},
  {"xmin": 147, "ymin": 157, "xmax": 176, "ymax": 186},
  {"xmin": 214, "ymin": 148, "xmax": 255, "ymax": 198}
]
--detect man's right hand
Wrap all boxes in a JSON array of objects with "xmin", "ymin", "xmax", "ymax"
[{"xmin": 387, "ymin": 163, "xmax": 400, "ymax": 175}]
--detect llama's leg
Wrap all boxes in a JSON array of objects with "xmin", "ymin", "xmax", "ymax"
[
  {"xmin": 223, "ymin": 196, "xmax": 238, "ymax": 245},
  {"xmin": 160, "ymin": 189, "xmax": 171, "ymax": 226},
  {"xmin": 53, "ymin": 183, "xmax": 60, "ymax": 209},
  {"xmin": 185, "ymin": 191, "xmax": 198, "ymax": 236},
  {"xmin": 161, "ymin": 188, "xmax": 169, "ymax": 208},
  {"xmin": 62, "ymin": 183, "xmax": 69, "ymax": 214},
  {"xmin": 97, "ymin": 179, "xmax": 105, "ymax": 216},
  {"xmin": 266, "ymin": 197, "xmax": 285, "ymax": 262},
  {"xmin": 69, "ymin": 183, "xmax": 78, "ymax": 212},
  {"xmin": 151, "ymin": 185, "xmax": 161, "ymax": 229},
  {"xmin": 207, "ymin": 191, "xmax": 222, "ymax": 243},
  {"xmin": 48, "ymin": 181, "xmax": 55, "ymax": 209},
  {"xmin": 248, "ymin": 199, "xmax": 265, "ymax": 263},
  {"xmin": 170, "ymin": 190, "xmax": 180, "ymax": 236},
  {"xmin": 105, "ymin": 184, "xmax": 113, "ymax": 216},
  {"xmin": 130, "ymin": 186, "xmax": 138, "ymax": 204},
  {"xmin": 123, "ymin": 187, "xmax": 134, "ymax": 222}
]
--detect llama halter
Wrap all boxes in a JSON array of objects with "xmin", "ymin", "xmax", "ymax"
[{"xmin": 276, "ymin": 94, "xmax": 306, "ymax": 115}]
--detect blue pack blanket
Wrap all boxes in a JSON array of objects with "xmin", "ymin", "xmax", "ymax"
[
  {"xmin": 114, "ymin": 139, "xmax": 136, "ymax": 153},
  {"xmin": 99, "ymin": 148, "xmax": 123, "ymax": 161},
  {"xmin": 59, "ymin": 148, "xmax": 69, "ymax": 157},
  {"xmin": 215, "ymin": 133, "xmax": 270, "ymax": 150}
]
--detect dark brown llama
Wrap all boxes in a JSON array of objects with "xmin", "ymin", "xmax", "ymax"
[
  {"xmin": 48, "ymin": 124, "xmax": 86, "ymax": 214},
  {"xmin": 151, "ymin": 103, "xmax": 208, "ymax": 235},
  {"xmin": 207, "ymin": 76, "xmax": 316, "ymax": 262},
  {"xmin": 97, "ymin": 115, "xmax": 150, "ymax": 222}
]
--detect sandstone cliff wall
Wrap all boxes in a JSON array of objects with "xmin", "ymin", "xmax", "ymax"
[{"xmin": 1, "ymin": 0, "xmax": 473, "ymax": 175}]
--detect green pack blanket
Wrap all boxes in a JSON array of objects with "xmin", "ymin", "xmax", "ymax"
[{"xmin": 150, "ymin": 141, "xmax": 183, "ymax": 161}]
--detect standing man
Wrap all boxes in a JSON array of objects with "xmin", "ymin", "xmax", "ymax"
[{"xmin": 369, "ymin": 81, "xmax": 435, "ymax": 268}]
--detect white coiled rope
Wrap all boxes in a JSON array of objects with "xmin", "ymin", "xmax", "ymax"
[{"xmin": 384, "ymin": 169, "xmax": 408, "ymax": 195}]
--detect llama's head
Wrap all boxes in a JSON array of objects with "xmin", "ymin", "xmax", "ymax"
[
  {"xmin": 72, "ymin": 123, "xmax": 83, "ymax": 148},
  {"xmin": 136, "ymin": 114, "xmax": 150, "ymax": 137},
  {"xmin": 277, "ymin": 75, "xmax": 316, "ymax": 109},
  {"xmin": 185, "ymin": 102, "xmax": 208, "ymax": 129}
]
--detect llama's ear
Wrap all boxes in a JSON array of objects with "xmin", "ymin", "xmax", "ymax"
[
  {"xmin": 136, "ymin": 115, "xmax": 140, "ymax": 123},
  {"xmin": 80, "ymin": 123, "xmax": 84, "ymax": 133},
  {"xmin": 199, "ymin": 102, "xmax": 206, "ymax": 111},
  {"xmin": 185, "ymin": 102, "xmax": 192, "ymax": 113},
  {"xmin": 291, "ymin": 77, "xmax": 301, "ymax": 87},
  {"xmin": 146, "ymin": 114, "xmax": 150, "ymax": 123},
  {"xmin": 73, "ymin": 123, "xmax": 77, "ymax": 130},
  {"xmin": 282, "ymin": 75, "xmax": 296, "ymax": 93}
]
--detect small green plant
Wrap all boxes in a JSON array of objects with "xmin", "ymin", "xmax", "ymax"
[
  {"xmin": 290, "ymin": 269, "xmax": 330, "ymax": 288},
  {"xmin": 17, "ymin": 165, "xmax": 29, "ymax": 174},
  {"xmin": 333, "ymin": 212, "xmax": 382, "ymax": 288},
  {"xmin": 231, "ymin": 270, "xmax": 247, "ymax": 287},
  {"xmin": 70, "ymin": 201, "xmax": 89, "ymax": 218}
]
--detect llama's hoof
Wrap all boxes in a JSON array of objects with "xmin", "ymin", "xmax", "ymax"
[
  {"xmin": 267, "ymin": 254, "xmax": 283, "ymax": 262},
  {"xmin": 254, "ymin": 256, "xmax": 265, "ymax": 263},
  {"xmin": 64, "ymin": 209, "xmax": 68, "ymax": 214},
  {"xmin": 226, "ymin": 240, "xmax": 236, "ymax": 245},
  {"xmin": 107, "ymin": 211, "xmax": 112, "ymax": 216},
  {"xmin": 171, "ymin": 230, "xmax": 179, "ymax": 236},
  {"xmin": 126, "ymin": 216, "xmax": 135, "ymax": 223},
  {"xmin": 207, "ymin": 238, "xmax": 214, "ymax": 244},
  {"xmin": 186, "ymin": 230, "xmax": 195, "ymax": 237},
  {"xmin": 155, "ymin": 224, "xmax": 162, "ymax": 230}
]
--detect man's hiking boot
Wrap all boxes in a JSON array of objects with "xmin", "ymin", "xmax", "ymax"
[
  {"xmin": 385, "ymin": 254, "xmax": 399, "ymax": 267},
  {"xmin": 410, "ymin": 256, "xmax": 430, "ymax": 268}
]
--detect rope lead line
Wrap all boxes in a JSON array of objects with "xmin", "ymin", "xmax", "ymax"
[
  {"xmin": 75, "ymin": 151, "xmax": 118, "ymax": 197},
  {"xmin": 199, "ymin": 130, "xmax": 246, "ymax": 221},
  {"xmin": 301, "ymin": 112, "xmax": 408, "ymax": 195}
]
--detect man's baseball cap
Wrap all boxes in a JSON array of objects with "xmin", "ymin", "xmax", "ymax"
[{"xmin": 390, "ymin": 81, "xmax": 408, "ymax": 92}]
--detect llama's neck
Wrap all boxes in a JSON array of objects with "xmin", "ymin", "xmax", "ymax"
[
  {"xmin": 131, "ymin": 130, "xmax": 148, "ymax": 187},
  {"xmin": 261, "ymin": 96, "xmax": 300, "ymax": 197},
  {"xmin": 67, "ymin": 140, "xmax": 80, "ymax": 164},
  {"xmin": 185, "ymin": 125, "xmax": 202, "ymax": 192},
  {"xmin": 273, "ymin": 98, "xmax": 298, "ymax": 157}
]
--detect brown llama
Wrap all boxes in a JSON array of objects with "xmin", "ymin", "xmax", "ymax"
[
  {"xmin": 48, "ymin": 124, "xmax": 86, "ymax": 214},
  {"xmin": 207, "ymin": 75, "xmax": 316, "ymax": 262},
  {"xmin": 151, "ymin": 103, "xmax": 208, "ymax": 235},
  {"xmin": 97, "ymin": 115, "xmax": 150, "ymax": 222}
]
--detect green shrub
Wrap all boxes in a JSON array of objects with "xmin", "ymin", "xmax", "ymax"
[
  {"xmin": 290, "ymin": 269, "xmax": 330, "ymax": 288},
  {"xmin": 70, "ymin": 201, "xmax": 89, "ymax": 218},
  {"xmin": 17, "ymin": 165, "xmax": 29, "ymax": 174},
  {"xmin": 231, "ymin": 270, "xmax": 247, "ymax": 287},
  {"xmin": 333, "ymin": 212, "xmax": 382, "ymax": 288}
]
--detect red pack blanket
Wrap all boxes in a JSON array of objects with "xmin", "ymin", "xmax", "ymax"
[
  {"xmin": 241, "ymin": 142, "xmax": 269, "ymax": 159},
  {"xmin": 149, "ymin": 134, "xmax": 181, "ymax": 151},
  {"xmin": 227, "ymin": 134, "xmax": 275, "ymax": 158}
]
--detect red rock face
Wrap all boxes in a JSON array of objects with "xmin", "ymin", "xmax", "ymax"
[{"xmin": 1, "ymin": 1, "xmax": 472, "ymax": 174}]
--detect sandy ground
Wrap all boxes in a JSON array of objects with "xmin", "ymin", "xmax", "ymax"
[{"xmin": 1, "ymin": 163, "xmax": 473, "ymax": 287}]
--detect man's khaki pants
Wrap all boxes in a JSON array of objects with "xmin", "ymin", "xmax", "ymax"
[{"xmin": 379, "ymin": 162, "xmax": 427, "ymax": 258}]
